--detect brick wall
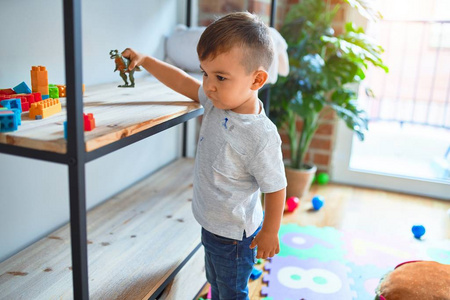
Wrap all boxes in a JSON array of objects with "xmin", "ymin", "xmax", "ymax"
[
  {"xmin": 279, "ymin": 108, "xmax": 337, "ymax": 174},
  {"xmin": 197, "ymin": 0, "xmax": 288, "ymax": 27},
  {"xmin": 196, "ymin": 0, "xmax": 350, "ymax": 175},
  {"xmin": 275, "ymin": 0, "xmax": 349, "ymax": 175}
]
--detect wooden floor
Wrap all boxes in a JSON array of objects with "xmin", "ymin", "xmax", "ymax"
[{"xmin": 196, "ymin": 183, "xmax": 450, "ymax": 299}]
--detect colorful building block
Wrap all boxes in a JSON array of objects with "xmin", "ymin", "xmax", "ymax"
[
  {"xmin": 29, "ymin": 98, "xmax": 61, "ymax": 119},
  {"xmin": 0, "ymin": 94, "xmax": 31, "ymax": 112},
  {"xmin": 14, "ymin": 94, "xmax": 32, "ymax": 108},
  {"xmin": 1, "ymin": 95, "xmax": 24, "ymax": 111},
  {"xmin": 0, "ymin": 99, "xmax": 22, "ymax": 125},
  {"xmin": 30, "ymin": 66, "xmax": 49, "ymax": 96},
  {"xmin": 13, "ymin": 81, "xmax": 32, "ymax": 94},
  {"xmin": 0, "ymin": 98, "xmax": 21, "ymax": 111},
  {"xmin": 0, "ymin": 110, "xmax": 20, "ymax": 132},
  {"xmin": 49, "ymin": 84, "xmax": 59, "ymax": 99},
  {"xmin": 0, "ymin": 88, "xmax": 15, "ymax": 95},
  {"xmin": 64, "ymin": 121, "xmax": 67, "ymax": 139},
  {"xmin": 19, "ymin": 93, "xmax": 39, "ymax": 106},
  {"xmin": 1, "ymin": 98, "xmax": 22, "ymax": 114},
  {"xmin": 56, "ymin": 85, "xmax": 66, "ymax": 97},
  {"xmin": 83, "ymin": 113, "xmax": 95, "ymax": 131},
  {"xmin": 32, "ymin": 92, "xmax": 42, "ymax": 102},
  {"xmin": 63, "ymin": 113, "xmax": 96, "ymax": 138}
]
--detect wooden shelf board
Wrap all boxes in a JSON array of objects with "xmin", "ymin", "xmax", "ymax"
[
  {"xmin": 0, "ymin": 77, "xmax": 202, "ymax": 154},
  {"xmin": 0, "ymin": 158, "xmax": 201, "ymax": 300}
]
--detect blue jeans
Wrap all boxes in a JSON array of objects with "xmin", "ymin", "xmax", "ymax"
[{"xmin": 201, "ymin": 225, "xmax": 261, "ymax": 300}]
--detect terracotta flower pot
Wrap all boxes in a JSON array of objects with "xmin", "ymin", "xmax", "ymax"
[{"xmin": 285, "ymin": 164, "xmax": 317, "ymax": 199}]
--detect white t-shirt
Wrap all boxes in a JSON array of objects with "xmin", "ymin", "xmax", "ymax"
[{"xmin": 192, "ymin": 86, "xmax": 287, "ymax": 240}]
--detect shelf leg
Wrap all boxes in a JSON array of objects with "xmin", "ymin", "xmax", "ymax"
[{"xmin": 63, "ymin": 0, "xmax": 89, "ymax": 298}]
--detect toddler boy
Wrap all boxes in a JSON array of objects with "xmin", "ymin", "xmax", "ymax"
[{"xmin": 123, "ymin": 11, "xmax": 287, "ymax": 300}]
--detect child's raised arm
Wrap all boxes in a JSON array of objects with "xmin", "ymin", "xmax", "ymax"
[{"xmin": 122, "ymin": 48, "xmax": 201, "ymax": 102}]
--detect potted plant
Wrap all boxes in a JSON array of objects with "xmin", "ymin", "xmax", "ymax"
[{"xmin": 269, "ymin": 0, "xmax": 388, "ymax": 198}]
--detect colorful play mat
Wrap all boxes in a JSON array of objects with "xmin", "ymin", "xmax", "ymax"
[{"xmin": 261, "ymin": 224, "xmax": 450, "ymax": 299}]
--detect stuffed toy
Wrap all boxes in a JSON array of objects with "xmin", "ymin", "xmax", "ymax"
[{"xmin": 375, "ymin": 260, "xmax": 450, "ymax": 300}]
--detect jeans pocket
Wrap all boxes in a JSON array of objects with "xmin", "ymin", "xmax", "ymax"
[
  {"xmin": 202, "ymin": 228, "xmax": 238, "ymax": 260},
  {"xmin": 209, "ymin": 231, "xmax": 238, "ymax": 245}
]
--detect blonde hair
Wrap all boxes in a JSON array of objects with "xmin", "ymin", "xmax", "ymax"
[{"xmin": 197, "ymin": 12, "xmax": 274, "ymax": 73}]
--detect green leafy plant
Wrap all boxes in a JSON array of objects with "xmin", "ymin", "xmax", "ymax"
[{"xmin": 270, "ymin": 0, "xmax": 388, "ymax": 170}]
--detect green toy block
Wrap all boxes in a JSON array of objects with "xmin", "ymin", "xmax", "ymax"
[{"xmin": 49, "ymin": 84, "xmax": 59, "ymax": 99}]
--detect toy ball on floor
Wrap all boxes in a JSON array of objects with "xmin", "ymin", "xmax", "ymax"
[
  {"xmin": 411, "ymin": 225, "xmax": 426, "ymax": 239},
  {"xmin": 312, "ymin": 195, "xmax": 324, "ymax": 210},
  {"xmin": 316, "ymin": 173, "xmax": 330, "ymax": 185},
  {"xmin": 286, "ymin": 196, "xmax": 300, "ymax": 212}
]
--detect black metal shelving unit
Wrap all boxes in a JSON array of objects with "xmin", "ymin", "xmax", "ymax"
[{"xmin": 0, "ymin": 0, "xmax": 276, "ymax": 299}]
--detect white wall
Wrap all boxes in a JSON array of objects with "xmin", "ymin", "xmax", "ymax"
[{"xmin": 0, "ymin": 0, "xmax": 192, "ymax": 262}]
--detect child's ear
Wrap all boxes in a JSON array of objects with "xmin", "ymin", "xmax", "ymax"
[{"xmin": 251, "ymin": 69, "xmax": 269, "ymax": 90}]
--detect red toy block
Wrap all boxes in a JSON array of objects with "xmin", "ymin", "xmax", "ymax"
[
  {"xmin": 0, "ymin": 95, "xmax": 30, "ymax": 112},
  {"xmin": 32, "ymin": 92, "xmax": 42, "ymax": 102},
  {"xmin": 0, "ymin": 88, "xmax": 16, "ymax": 95},
  {"xmin": 16, "ymin": 93, "xmax": 35, "ymax": 105},
  {"xmin": 83, "ymin": 113, "xmax": 95, "ymax": 131},
  {"xmin": 20, "ymin": 98, "xmax": 30, "ymax": 112}
]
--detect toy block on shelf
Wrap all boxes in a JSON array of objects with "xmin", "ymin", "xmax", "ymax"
[
  {"xmin": 49, "ymin": 84, "xmax": 59, "ymax": 99},
  {"xmin": 0, "ymin": 98, "xmax": 22, "ymax": 125},
  {"xmin": 0, "ymin": 88, "xmax": 15, "ymax": 95},
  {"xmin": 13, "ymin": 81, "xmax": 32, "ymax": 94},
  {"xmin": 30, "ymin": 66, "xmax": 49, "ymax": 96},
  {"xmin": 0, "ymin": 110, "xmax": 20, "ymax": 132},
  {"xmin": 84, "ymin": 113, "xmax": 95, "ymax": 131},
  {"xmin": 1, "ymin": 98, "xmax": 22, "ymax": 113},
  {"xmin": 63, "ymin": 113, "xmax": 96, "ymax": 138},
  {"xmin": 0, "ymin": 95, "xmax": 30, "ymax": 112},
  {"xmin": 19, "ymin": 97, "xmax": 30, "ymax": 112},
  {"xmin": 32, "ymin": 92, "xmax": 42, "ymax": 102},
  {"xmin": 14, "ymin": 95, "xmax": 36, "ymax": 110},
  {"xmin": 29, "ymin": 98, "xmax": 61, "ymax": 119},
  {"xmin": 56, "ymin": 85, "xmax": 66, "ymax": 97}
]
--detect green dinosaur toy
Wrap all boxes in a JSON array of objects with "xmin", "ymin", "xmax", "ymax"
[{"xmin": 109, "ymin": 49, "xmax": 141, "ymax": 87}]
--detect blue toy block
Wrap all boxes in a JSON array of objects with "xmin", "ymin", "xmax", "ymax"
[
  {"xmin": 1, "ymin": 99, "xmax": 22, "ymax": 125},
  {"xmin": 42, "ymin": 94, "xmax": 50, "ymax": 100},
  {"xmin": 0, "ymin": 110, "xmax": 20, "ymax": 132},
  {"xmin": 64, "ymin": 121, "xmax": 67, "ymax": 139},
  {"xmin": 250, "ymin": 266, "xmax": 263, "ymax": 280},
  {"xmin": 1, "ymin": 98, "xmax": 22, "ymax": 113},
  {"xmin": 13, "ymin": 81, "xmax": 31, "ymax": 94}
]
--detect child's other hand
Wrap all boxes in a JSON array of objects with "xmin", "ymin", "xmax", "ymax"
[
  {"xmin": 121, "ymin": 48, "xmax": 145, "ymax": 71},
  {"xmin": 250, "ymin": 230, "xmax": 280, "ymax": 259}
]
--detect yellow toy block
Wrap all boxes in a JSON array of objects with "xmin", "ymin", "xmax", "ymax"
[
  {"xmin": 30, "ymin": 66, "xmax": 49, "ymax": 96},
  {"xmin": 29, "ymin": 98, "xmax": 61, "ymax": 119}
]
